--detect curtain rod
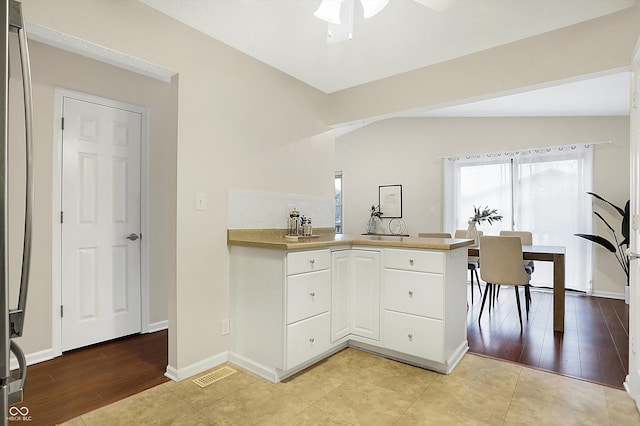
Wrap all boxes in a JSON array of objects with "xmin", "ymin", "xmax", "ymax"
[{"xmin": 440, "ymin": 140, "xmax": 611, "ymax": 161}]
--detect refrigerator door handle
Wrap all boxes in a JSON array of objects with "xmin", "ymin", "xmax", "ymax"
[{"xmin": 8, "ymin": 0, "xmax": 33, "ymax": 339}]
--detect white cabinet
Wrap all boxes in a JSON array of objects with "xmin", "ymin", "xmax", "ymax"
[
  {"xmin": 331, "ymin": 249, "xmax": 381, "ymax": 343},
  {"xmin": 230, "ymin": 242, "xmax": 467, "ymax": 382},
  {"xmin": 229, "ymin": 246, "xmax": 333, "ymax": 382},
  {"xmin": 351, "ymin": 250, "xmax": 381, "ymax": 340},
  {"xmin": 285, "ymin": 249, "xmax": 332, "ymax": 370},
  {"xmin": 331, "ymin": 250, "xmax": 352, "ymax": 341},
  {"xmin": 381, "ymin": 248, "xmax": 467, "ymax": 368}
]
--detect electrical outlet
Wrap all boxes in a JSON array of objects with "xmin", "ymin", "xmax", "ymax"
[{"xmin": 221, "ymin": 318, "xmax": 230, "ymax": 335}]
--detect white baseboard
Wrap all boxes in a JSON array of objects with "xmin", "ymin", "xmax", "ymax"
[
  {"xmin": 148, "ymin": 320, "xmax": 168, "ymax": 333},
  {"xmin": 228, "ymin": 352, "xmax": 279, "ymax": 383},
  {"xmin": 590, "ymin": 290, "xmax": 625, "ymax": 300},
  {"xmin": 165, "ymin": 351, "xmax": 229, "ymax": 382},
  {"xmin": 10, "ymin": 347, "xmax": 55, "ymax": 371}
]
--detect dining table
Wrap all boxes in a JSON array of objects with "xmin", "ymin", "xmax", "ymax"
[{"xmin": 468, "ymin": 244, "xmax": 566, "ymax": 333}]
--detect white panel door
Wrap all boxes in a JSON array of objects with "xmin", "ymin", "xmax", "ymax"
[
  {"xmin": 628, "ymin": 40, "xmax": 640, "ymax": 409},
  {"xmin": 61, "ymin": 97, "xmax": 141, "ymax": 351}
]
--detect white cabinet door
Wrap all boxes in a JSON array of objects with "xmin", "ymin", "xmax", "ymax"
[
  {"xmin": 286, "ymin": 312, "xmax": 331, "ymax": 370},
  {"xmin": 352, "ymin": 250, "xmax": 381, "ymax": 340},
  {"xmin": 287, "ymin": 269, "xmax": 331, "ymax": 324},
  {"xmin": 383, "ymin": 310, "xmax": 444, "ymax": 362},
  {"xmin": 331, "ymin": 250, "xmax": 352, "ymax": 342}
]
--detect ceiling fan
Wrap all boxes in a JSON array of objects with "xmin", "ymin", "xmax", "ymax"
[{"xmin": 314, "ymin": 0, "xmax": 454, "ymax": 43}]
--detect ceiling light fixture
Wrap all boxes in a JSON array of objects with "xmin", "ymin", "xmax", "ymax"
[{"xmin": 314, "ymin": 0, "xmax": 453, "ymax": 43}]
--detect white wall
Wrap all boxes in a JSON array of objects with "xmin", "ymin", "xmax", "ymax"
[{"xmin": 336, "ymin": 116, "xmax": 630, "ymax": 296}]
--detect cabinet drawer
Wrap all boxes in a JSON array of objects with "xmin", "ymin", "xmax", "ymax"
[
  {"xmin": 287, "ymin": 250, "xmax": 331, "ymax": 275},
  {"xmin": 383, "ymin": 269, "xmax": 443, "ymax": 319},
  {"xmin": 286, "ymin": 312, "xmax": 331, "ymax": 370},
  {"xmin": 384, "ymin": 249, "xmax": 444, "ymax": 273},
  {"xmin": 383, "ymin": 310, "xmax": 443, "ymax": 362},
  {"xmin": 287, "ymin": 270, "xmax": 331, "ymax": 324}
]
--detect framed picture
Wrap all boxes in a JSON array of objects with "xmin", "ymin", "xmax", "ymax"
[{"xmin": 379, "ymin": 185, "xmax": 402, "ymax": 218}]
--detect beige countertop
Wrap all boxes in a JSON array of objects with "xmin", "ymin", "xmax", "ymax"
[{"xmin": 227, "ymin": 228, "xmax": 473, "ymax": 251}]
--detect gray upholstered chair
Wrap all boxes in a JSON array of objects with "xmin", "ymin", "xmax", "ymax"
[
  {"xmin": 417, "ymin": 232, "xmax": 452, "ymax": 238},
  {"xmin": 455, "ymin": 229, "xmax": 483, "ymax": 303},
  {"xmin": 478, "ymin": 235, "xmax": 532, "ymax": 329}
]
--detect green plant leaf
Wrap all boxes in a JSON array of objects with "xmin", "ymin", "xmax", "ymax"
[
  {"xmin": 622, "ymin": 200, "xmax": 630, "ymax": 246},
  {"xmin": 575, "ymin": 233, "xmax": 617, "ymax": 252},
  {"xmin": 587, "ymin": 192, "xmax": 625, "ymax": 216}
]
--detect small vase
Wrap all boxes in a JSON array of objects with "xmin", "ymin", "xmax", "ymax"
[
  {"xmin": 367, "ymin": 216, "xmax": 377, "ymax": 234},
  {"xmin": 466, "ymin": 221, "xmax": 479, "ymax": 246}
]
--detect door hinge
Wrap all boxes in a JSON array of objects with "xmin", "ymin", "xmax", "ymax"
[
  {"xmin": 61, "ymin": 117, "xmax": 64, "ymax": 130},
  {"xmin": 60, "ymin": 211, "xmax": 63, "ymax": 224},
  {"xmin": 60, "ymin": 305, "xmax": 64, "ymax": 318}
]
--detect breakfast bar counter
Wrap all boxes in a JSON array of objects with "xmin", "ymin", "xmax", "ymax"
[
  {"xmin": 228, "ymin": 228, "xmax": 473, "ymax": 383},
  {"xmin": 227, "ymin": 228, "xmax": 473, "ymax": 251}
]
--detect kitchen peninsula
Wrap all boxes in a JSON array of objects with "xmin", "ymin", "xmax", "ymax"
[{"xmin": 228, "ymin": 229, "xmax": 473, "ymax": 383}]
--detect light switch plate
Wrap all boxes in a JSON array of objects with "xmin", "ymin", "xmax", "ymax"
[{"xmin": 196, "ymin": 192, "xmax": 207, "ymax": 211}]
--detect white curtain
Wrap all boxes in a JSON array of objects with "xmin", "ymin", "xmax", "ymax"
[
  {"xmin": 444, "ymin": 144, "xmax": 593, "ymax": 292},
  {"xmin": 513, "ymin": 146, "xmax": 593, "ymax": 292}
]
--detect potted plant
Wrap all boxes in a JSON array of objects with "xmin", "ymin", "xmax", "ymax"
[
  {"xmin": 367, "ymin": 204, "xmax": 383, "ymax": 234},
  {"xmin": 467, "ymin": 205, "xmax": 503, "ymax": 244},
  {"xmin": 575, "ymin": 192, "xmax": 630, "ymax": 302}
]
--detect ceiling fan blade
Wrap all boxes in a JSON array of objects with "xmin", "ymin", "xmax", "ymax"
[
  {"xmin": 413, "ymin": 0, "xmax": 454, "ymax": 13},
  {"xmin": 360, "ymin": 0, "xmax": 390, "ymax": 19},
  {"xmin": 314, "ymin": 0, "xmax": 345, "ymax": 25}
]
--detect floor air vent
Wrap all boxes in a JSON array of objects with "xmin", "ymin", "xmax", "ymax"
[{"xmin": 192, "ymin": 366, "xmax": 237, "ymax": 388}]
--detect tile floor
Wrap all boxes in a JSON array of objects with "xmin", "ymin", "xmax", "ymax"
[{"xmin": 62, "ymin": 348, "xmax": 640, "ymax": 425}]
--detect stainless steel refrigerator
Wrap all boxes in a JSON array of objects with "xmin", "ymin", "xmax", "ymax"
[{"xmin": 0, "ymin": 0, "xmax": 33, "ymax": 424}]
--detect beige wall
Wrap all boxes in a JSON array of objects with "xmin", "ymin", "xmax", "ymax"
[
  {"xmin": 19, "ymin": 0, "xmax": 333, "ymax": 372},
  {"xmin": 328, "ymin": 4, "xmax": 640, "ymax": 125},
  {"xmin": 335, "ymin": 116, "xmax": 630, "ymax": 295},
  {"xmin": 7, "ymin": 40, "xmax": 176, "ymax": 356}
]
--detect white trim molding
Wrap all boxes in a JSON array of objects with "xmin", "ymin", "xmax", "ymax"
[
  {"xmin": 165, "ymin": 351, "xmax": 229, "ymax": 382},
  {"xmin": 26, "ymin": 22, "xmax": 176, "ymax": 83}
]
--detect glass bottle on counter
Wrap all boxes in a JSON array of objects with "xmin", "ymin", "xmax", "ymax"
[{"xmin": 288, "ymin": 208, "xmax": 300, "ymax": 236}]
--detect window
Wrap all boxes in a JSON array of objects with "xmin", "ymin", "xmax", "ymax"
[
  {"xmin": 444, "ymin": 146, "xmax": 593, "ymax": 292},
  {"xmin": 335, "ymin": 171, "xmax": 343, "ymax": 233}
]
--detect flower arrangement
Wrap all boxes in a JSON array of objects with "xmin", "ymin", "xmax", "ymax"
[
  {"xmin": 370, "ymin": 204, "xmax": 383, "ymax": 218},
  {"xmin": 469, "ymin": 205, "xmax": 503, "ymax": 225}
]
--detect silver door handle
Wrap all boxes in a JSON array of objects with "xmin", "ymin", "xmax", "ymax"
[{"xmin": 126, "ymin": 233, "xmax": 140, "ymax": 241}]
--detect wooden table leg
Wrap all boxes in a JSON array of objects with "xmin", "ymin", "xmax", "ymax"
[{"xmin": 553, "ymin": 253, "xmax": 565, "ymax": 332}]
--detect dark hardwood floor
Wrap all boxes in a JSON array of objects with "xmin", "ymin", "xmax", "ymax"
[
  {"xmin": 467, "ymin": 283, "xmax": 629, "ymax": 389},
  {"xmin": 7, "ymin": 289, "xmax": 629, "ymax": 424},
  {"xmin": 9, "ymin": 329, "xmax": 169, "ymax": 425}
]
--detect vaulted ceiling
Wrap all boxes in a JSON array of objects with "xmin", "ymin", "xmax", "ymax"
[{"xmin": 138, "ymin": 0, "xmax": 635, "ymax": 117}]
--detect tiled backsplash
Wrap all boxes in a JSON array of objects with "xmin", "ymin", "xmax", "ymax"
[{"xmin": 228, "ymin": 189, "xmax": 334, "ymax": 229}]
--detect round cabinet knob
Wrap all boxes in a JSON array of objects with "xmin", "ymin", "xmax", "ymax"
[
  {"xmin": 310, "ymin": 292, "xmax": 316, "ymax": 297},
  {"xmin": 408, "ymin": 334, "xmax": 413, "ymax": 341},
  {"xmin": 309, "ymin": 338, "xmax": 315, "ymax": 343},
  {"xmin": 409, "ymin": 259, "xmax": 414, "ymax": 266},
  {"xmin": 309, "ymin": 259, "xmax": 315, "ymax": 266},
  {"xmin": 408, "ymin": 291, "xmax": 414, "ymax": 297}
]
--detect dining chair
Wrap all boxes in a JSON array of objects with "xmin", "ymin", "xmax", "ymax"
[
  {"xmin": 499, "ymin": 230, "xmax": 534, "ymax": 307},
  {"xmin": 478, "ymin": 235, "xmax": 532, "ymax": 330},
  {"xmin": 417, "ymin": 232, "xmax": 452, "ymax": 238},
  {"xmin": 455, "ymin": 229, "xmax": 483, "ymax": 303}
]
